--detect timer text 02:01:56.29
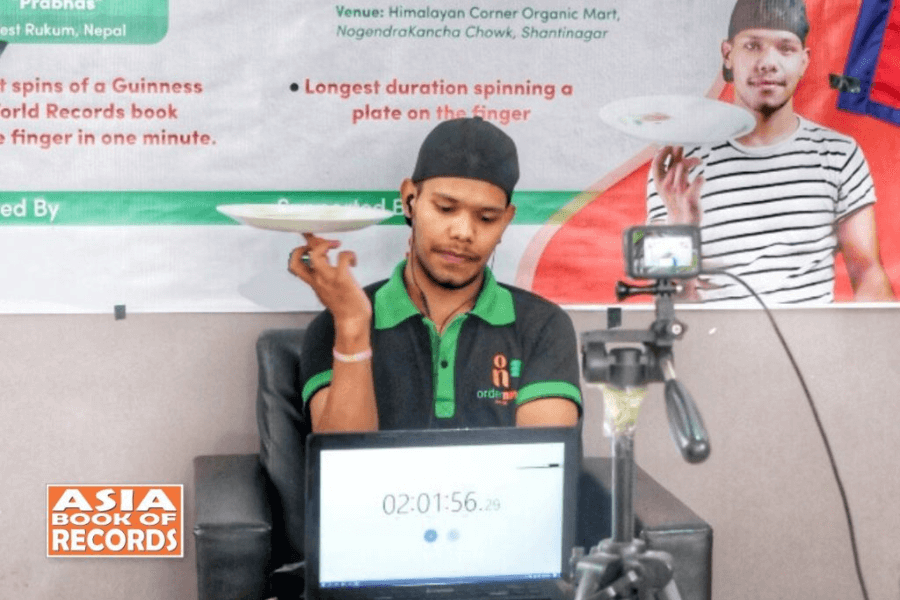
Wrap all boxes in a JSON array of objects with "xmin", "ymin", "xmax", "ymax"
[{"xmin": 382, "ymin": 492, "xmax": 501, "ymax": 516}]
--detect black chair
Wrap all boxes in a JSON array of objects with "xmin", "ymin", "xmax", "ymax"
[{"xmin": 193, "ymin": 328, "xmax": 712, "ymax": 600}]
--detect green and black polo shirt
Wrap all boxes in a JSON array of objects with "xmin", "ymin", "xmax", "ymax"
[{"xmin": 300, "ymin": 261, "xmax": 582, "ymax": 429}]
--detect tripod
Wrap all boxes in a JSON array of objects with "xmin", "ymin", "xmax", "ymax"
[{"xmin": 572, "ymin": 280, "xmax": 710, "ymax": 600}]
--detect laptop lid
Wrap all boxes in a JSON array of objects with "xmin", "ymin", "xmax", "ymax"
[{"xmin": 304, "ymin": 426, "xmax": 580, "ymax": 600}]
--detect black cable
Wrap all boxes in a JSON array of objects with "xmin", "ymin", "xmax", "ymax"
[{"xmin": 709, "ymin": 270, "xmax": 869, "ymax": 600}]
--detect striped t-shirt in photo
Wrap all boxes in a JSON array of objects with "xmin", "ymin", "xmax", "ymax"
[{"xmin": 647, "ymin": 117, "xmax": 876, "ymax": 305}]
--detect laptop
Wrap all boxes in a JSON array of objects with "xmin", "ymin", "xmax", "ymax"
[{"xmin": 304, "ymin": 427, "xmax": 580, "ymax": 600}]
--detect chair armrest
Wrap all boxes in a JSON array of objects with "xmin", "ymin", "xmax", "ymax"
[
  {"xmin": 580, "ymin": 456, "xmax": 712, "ymax": 600},
  {"xmin": 193, "ymin": 454, "xmax": 272, "ymax": 600},
  {"xmin": 256, "ymin": 328, "xmax": 309, "ymax": 565}
]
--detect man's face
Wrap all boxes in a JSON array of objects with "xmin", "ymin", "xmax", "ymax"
[
  {"xmin": 722, "ymin": 28, "xmax": 809, "ymax": 117},
  {"xmin": 402, "ymin": 176, "xmax": 515, "ymax": 290}
]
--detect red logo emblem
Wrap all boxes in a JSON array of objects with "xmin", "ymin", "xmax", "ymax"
[{"xmin": 492, "ymin": 353, "xmax": 510, "ymax": 389}]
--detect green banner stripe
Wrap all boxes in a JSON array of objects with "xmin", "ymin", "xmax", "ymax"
[
  {"xmin": 0, "ymin": 190, "xmax": 581, "ymax": 226},
  {"xmin": 0, "ymin": 0, "xmax": 168, "ymax": 44}
]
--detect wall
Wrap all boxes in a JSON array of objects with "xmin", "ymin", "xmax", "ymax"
[
  {"xmin": 574, "ymin": 307, "xmax": 900, "ymax": 600},
  {"xmin": 0, "ymin": 307, "xmax": 897, "ymax": 599}
]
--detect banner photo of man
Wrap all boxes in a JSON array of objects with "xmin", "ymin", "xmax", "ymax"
[{"xmin": 524, "ymin": 0, "xmax": 898, "ymax": 306}]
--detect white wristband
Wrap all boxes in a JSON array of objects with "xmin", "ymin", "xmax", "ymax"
[{"xmin": 332, "ymin": 347, "xmax": 373, "ymax": 363}]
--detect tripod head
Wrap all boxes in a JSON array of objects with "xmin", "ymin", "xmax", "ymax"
[{"xmin": 582, "ymin": 278, "xmax": 710, "ymax": 463}]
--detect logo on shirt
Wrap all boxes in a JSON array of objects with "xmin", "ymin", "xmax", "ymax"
[
  {"xmin": 475, "ymin": 353, "xmax": 521, "ymax": 405},
  {"xmin": 492, "ymin": 353, "xmax": 510, "ymax": 388}
]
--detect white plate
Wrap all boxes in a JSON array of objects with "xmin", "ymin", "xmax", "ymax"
[
  {"xmin": 599, "ymin": 95, "xmax": 756, "ymax": 145},
  {"xmin": 217, "ymin": 203, "xmax": 393, "ymax": 233}
]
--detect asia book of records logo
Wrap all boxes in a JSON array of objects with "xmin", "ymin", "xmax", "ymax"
[{"xmin": 47, "ymin": 484, "xmax": 183, "ymax": 557}]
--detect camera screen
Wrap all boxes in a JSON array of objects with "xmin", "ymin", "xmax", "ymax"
[{"xmin": 625, "ymin": 226, "xmax": 700, "ymax": 279}]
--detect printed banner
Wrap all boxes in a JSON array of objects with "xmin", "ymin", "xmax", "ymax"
[{"xmin": 0, "ymin": 0, "xmax": 896, "ymax": 311}]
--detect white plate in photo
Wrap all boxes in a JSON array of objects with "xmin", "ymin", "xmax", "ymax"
[
  {"xmin": 217, "ymin": 203, "xmax": 393, "ymax": 233},
  {"xmin": 599, "ymin": 95, "xmax": 756, "ymax": 145}
]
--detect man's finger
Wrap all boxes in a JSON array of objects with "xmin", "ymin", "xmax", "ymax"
[
  {"xmin": 687, "ymin": 175, "xmax": 705, "ymax": 198},
  {"xmin": 672, "ymin": 159, "xmax": 687, "ymax": 190},
  {"xmin": 288, "ymin": 247, "xmax": 314, "ymax": 282},
  {"xmin": 652, "ymin": 146, "xmax": 674, "ymax": 181},
  {"xmin": 302, "ymin": 232, "xmax": 330, "ymax": 246},
  {"xmin": 303, "ymin": 233, "xmax": 341, "ymax": 253},
  {"xmin": 682, "ymin": 157, "xmax": 703, "ymax": 172},
  {"xmin": 336, "ymin": 250, "xmax": 358, "ymax": 273},
  {"xmin": 304, "ymin": 238, "xmax": 342, "ymax": 273},
  {"xmin": 685, "ymin": 176, "xmax": 705, "ymax": 224}
]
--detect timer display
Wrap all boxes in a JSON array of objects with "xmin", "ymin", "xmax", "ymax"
[
  {"xmin": 382, "ymin": 491, "xmax": 501, "ymax": 515},
  {"xmin": 317, "ymin": 441, "xmax": 566, "ymax": 585}
]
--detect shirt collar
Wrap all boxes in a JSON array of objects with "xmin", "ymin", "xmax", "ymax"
[{"xmin": 374, "ymin": 260, "xmax": 515, "ymax": 329}]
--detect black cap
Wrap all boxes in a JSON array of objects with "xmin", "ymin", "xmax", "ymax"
[
  {"xmin": 723, "ymin": 0, "xmax": 809, "ymax": 81},
  {"xmin": 727, "ymin": 0, "xmax": 809, "ymax": 43},
  {"xmin": 411, "ymin": 117, "xmax": 519, "ymax": 201}
]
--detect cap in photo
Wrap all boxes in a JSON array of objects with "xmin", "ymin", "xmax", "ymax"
[
  {"xmin": 727, "ymin": 0, "xmax": 809, "ymax": 44},
  {"xmin": 411, "ymin": 117, "xmax": 519, "ymax": 200}
]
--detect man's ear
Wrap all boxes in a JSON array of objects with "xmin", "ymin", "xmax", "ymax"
[
  {"xmin": 400, "ymin": 178, "xmax": 417, "ymax": 220},
  {"xmin": 721, "ymin": 39, "xmax": 733, "ymax": 66},
  {"xmin": 721, "ymin": 39, "xmax": 734, "ymax": 82},
  {"xmin": 502, "ymin": 202, "xmax": 516, "ymax": 227}
]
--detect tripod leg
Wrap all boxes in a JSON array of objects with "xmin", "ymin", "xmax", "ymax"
[
  {"xmin": 573, "ymin": 567, "xmax": 601, "ymax": 600},
  {"xmin": 573, "ymin": 551, "xmax": 619, "ymax": 600},
  {"xmin": 655, "ymin": 579, "xmax": 683, "ymax": 600}
]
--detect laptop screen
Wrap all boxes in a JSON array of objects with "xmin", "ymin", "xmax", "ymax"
[{"xmin": 305, "ymin": 427, "xmax": 579, "ymax": 597}]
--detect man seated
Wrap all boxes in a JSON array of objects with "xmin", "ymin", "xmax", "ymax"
[{"xmin": 288, "ymin": 117, "xmax": 582, "ymax": 432}]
